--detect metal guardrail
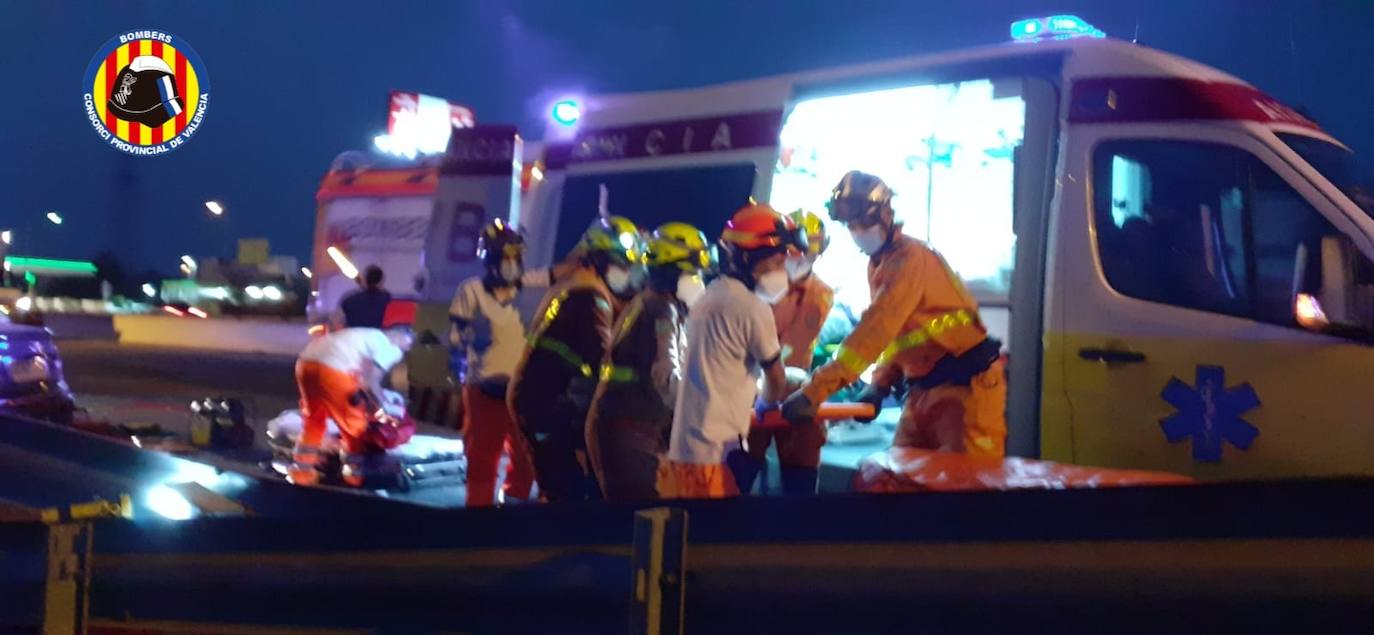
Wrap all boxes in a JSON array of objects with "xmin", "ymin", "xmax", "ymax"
[{"xmin": 5, "ymin": 479, "xmax": 1367, "ymax": 633}]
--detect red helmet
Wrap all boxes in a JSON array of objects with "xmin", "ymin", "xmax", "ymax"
[
  {"xmin": 718, "ymin": 203, "xmax": 806, "ymax": 279},
  {"xmin": 720, "ymin": 203, "xmax": 805, "ymax": 251}
]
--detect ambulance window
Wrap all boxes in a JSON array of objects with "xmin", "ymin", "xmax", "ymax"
[{"xmin": 1093, "ymin": 140, "xmax": 1355, "ymax": 329}]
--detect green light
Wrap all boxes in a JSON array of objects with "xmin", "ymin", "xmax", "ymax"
[
  {"xmin": 4, "ymin": 256, "xmax": 98, "ymax": 274},
  {"xmin": 23, "ymin": 271, "xmax": 36, "ymax": 286}
]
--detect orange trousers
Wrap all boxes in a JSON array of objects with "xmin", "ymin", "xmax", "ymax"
[
  {"xmin": 463, "ymin": 385, "xmax": 535, "ymax": 507},
  {"xmin": 295, "ymin": 360, "xmax": 371, "ymax": 456},
  {"xmin": 656, "ymin": 460, "xmax": 739, "ymax": 499},
  {"xmin": 893, "ymin": 360, "xmax": 1007, "ymax": 458}
]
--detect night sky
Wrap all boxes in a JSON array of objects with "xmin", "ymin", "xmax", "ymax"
[{"xmin": 3, "ymin": 0, "xmax": 1372, "ymax": 275}]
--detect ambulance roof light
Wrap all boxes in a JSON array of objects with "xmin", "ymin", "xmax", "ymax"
[{"xmin": 1011, "ymin": 15, "xmax": 1105, "ymax": 42}]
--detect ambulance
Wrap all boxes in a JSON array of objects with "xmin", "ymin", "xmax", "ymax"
[{"xmin": 519, "ymin": 16, "xmax": 1374, "ymax": 480}]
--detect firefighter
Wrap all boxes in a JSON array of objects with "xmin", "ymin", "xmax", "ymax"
[
  {"xmin": 509, "ymin": 216, "xmax": 645, "ymax": 502},
  {"xmin": 658, "ymin": 204, "xmax": 799, "ymax": 499},
  {"xmin": 737, "ymin": 210, "xmax": 835, "ymax": 495},
  {"xmin": 782, "ymin": 171, "xmax": 1007, "ymax": 458},
  {"xmin": 450, "ymin": 219, "xmax": 551, "ymax": 507},
  {"xmin": 585, "ymin": 222, "xmax": 710, "ymax": 501},
  {"xmin": 290, "ymin": 301, "xmax": 417, "ymax": 486}
]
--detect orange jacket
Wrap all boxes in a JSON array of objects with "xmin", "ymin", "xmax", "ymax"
[
  {"xmin": 803, "ymin": 233, "xmax": 986, "ymax": 404},
  {"xmin": 772, "ymin": 274, "xmax": 834, "ymax": 369}
]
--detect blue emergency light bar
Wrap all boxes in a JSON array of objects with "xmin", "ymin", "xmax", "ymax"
[{"xmin": 1011, "ymin": 15, "xmax": 1106, "ymax": 42}]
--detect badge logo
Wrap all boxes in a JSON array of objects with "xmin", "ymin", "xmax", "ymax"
[
  {"xmin": 1160, "ymin": 365, "xmax": 1260, "ymax": 462},
  {"xmin": 81, "ymin": 30, "xmax": 210, "ymax": 156}
]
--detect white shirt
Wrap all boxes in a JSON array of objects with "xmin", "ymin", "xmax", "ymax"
[
  {"xmin": 448, "ymin": 270, "xmax": 550, "ymax": 382},
  {"xmin": 299, "ymin": 328, "xmax": 404, "ymax": 375},
  {"xmin": 669, "ymin": 277, "xmax": 781, "ymax": 464}
]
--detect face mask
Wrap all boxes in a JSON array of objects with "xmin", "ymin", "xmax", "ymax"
[
  {"xmin": 754, "ymin": 269, "xmax": 790, "ymax": 305},
  {"xmin": 605, "ymin": 266, "xmax": 631, "ymax": 294},
  {"xmin": 499, "ymin": 261, "xmax": 523, "ymax": 283},
  {"xmin": 676, "ymin": 273, "xmax": 706, "ymax": 308},
  {"xmin": 850, "ymin": 225, "xmax": 887, "ymax": 255},
  {"xmin": 785, "ymin": 254, "xmax": 812, "ymax": 282}
]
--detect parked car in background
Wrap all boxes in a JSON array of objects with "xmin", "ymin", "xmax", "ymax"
[{"xmin": 0, "ymin": 313, "xmax": 75, "ymax": 424}]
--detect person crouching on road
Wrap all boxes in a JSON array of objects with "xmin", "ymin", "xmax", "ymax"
[
  {"xmin": 450, "ymin": 219, "xmax": 559, "ymax": 507},
  {"xmin": 783, "ymin": 171, "xmax": 1006, "ymax": 458},
  {"xmin": 290, "ymin": 301, "xmax": 417, "ymax": 486},
  {"xmin": 736, "ymin": 209, "xmax": 835, "ymax": 495},
  {"xmin": 585, "ymin": 222, "xmax": 710, "ymax": 502},
  {"xmin": 658, "ymin": 204, "xmax": 800, "ymax": 499},
  {"xmin": 509, "ymin": 216, "xmax": 645, "ymax": 502}
]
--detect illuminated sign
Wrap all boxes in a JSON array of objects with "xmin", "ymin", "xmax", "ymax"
[
  {"xmin": 569, "ymin": 110, "xmax": 784, "ymax": 163},
  {"xmin": 374, "ymin": 91, "xmax": 476, "ymax": 159}
]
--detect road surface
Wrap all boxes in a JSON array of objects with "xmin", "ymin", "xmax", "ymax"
[{"xmin": 57, "ymin": 340, "xmax": 299, "ymax": 432}]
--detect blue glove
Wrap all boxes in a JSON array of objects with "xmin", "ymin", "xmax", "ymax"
[
  {"xmin": 754, "ymin": 399, "xmax": 780, "ymax": 423},
  {"xmin": 781, "ymin": 391, "xmax": 817, "ymax": 425}
]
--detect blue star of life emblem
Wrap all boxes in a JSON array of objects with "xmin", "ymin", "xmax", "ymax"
[{"xmin": 1159, "ymin": 365, "xmax": 1260, "ymax": 463}]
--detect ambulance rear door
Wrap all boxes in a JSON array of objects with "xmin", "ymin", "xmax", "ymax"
[{"xmin": 1045, "ymin": 118, "xmax": 1374, "ymax": 478}]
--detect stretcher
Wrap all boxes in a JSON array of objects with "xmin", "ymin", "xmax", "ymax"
[
  {"xmin": 266, "ymin": 408, "xmax": 466, "ymax": 493},
  {"xmin": 751, "ymin": 402, "xmax": 876, "ymax": 430},
  {"xmin": 854, "ymin": 446, "xmax": 1194, "ymax": 492}
]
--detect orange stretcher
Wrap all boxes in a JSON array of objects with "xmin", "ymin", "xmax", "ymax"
[
  {"xmin": 752, "ymin": 403, "xmax": 876, "ymax": 430},
  {"xmin": 854, "ymin": 447, "xmax": 1195, "ymax": 493}
]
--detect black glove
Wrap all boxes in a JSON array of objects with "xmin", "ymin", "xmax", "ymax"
[
  {"xmin": 853, "ymin": 384, "xmax": 889, "ymax": 424},
  {"xmin": 781, "ymin": 391, "xmax": 817, "ymax": 426}
]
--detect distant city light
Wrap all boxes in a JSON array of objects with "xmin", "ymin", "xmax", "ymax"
[
  {"xmin": 15, "ymin": 296, "xmax": 32, "ymax": 312},
  {"xmin": 46, "ymin": 211, "xmax": 63, "ymax": 225},
  {"xmin": 187, "ymin": 307, "xmax": 209, "ymax": 319},
  {"xmin": 205, "ymin": 201, "xmax": 224, "ymax": 216},
  {"xmin": 300, "ymin": 266, "xmax": 313, "ymax": 279},
  {"xmin": 162, "ymin": 305, "xmax": 185, "ymax": 317},
  {"xmin": 551, "ymin": 100, "xmax": 581, "ymax": 126},
  {"xmin": 262, "ymin": 286, "xmax": 284, "ymax": 302},
  {"xmin": 244, "ymin": 285, "xmax": 264, "ymax": 300},
  {"xmin": 142, "ymin": 283, "xmax": 156, "ymax": 298},
  {"xmin": 1, "ymin": 230, "xmax": 11, "ymax": 245},
  {"xmin": 180, "ymin": 255, "xmax": 196, "ymax": 269}
]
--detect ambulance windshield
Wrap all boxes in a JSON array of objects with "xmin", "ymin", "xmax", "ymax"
[
  {"xmin": 771, "ymin": 78, "xmax": 1024, "ymax": 314},
  {"xmin": 1278, "ymin": 133, "xmax": 1374, "ymax": 222}
]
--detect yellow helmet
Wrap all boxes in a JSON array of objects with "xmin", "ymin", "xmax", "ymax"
[
  {"xmin": 579, "ymin": 215, "xmax": 645, "ymax": 266},
  {"xmin": 648, "ymin": 222, "xmax": 711, "ymax": 272},
  {"xmin": 789, "ymin": 209, "xmax": 830, "ymax": 257}
]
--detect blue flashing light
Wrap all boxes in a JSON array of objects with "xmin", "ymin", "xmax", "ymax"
[
  {"xmin": 1011, "ymin": 14, "xmax": 1105, "ymax": 42},
  {"xmin": 551, "ymin": 100, "xmax": 581, "ymax": 126}
]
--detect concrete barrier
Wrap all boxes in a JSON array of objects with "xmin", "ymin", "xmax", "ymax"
[
  {"xmin": 41, "ymin": 313, "xmax": 120, "ymax": 340},
  {"xmin": 112, "ymin": 314, "xmax": 309, "ymax": 355}
]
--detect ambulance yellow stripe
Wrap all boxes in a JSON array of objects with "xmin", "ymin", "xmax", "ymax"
[
  {"xmin": 115, "ymin": 43, "xmax": 129, "ymax": 142},
  {"xmin": 161, "ymin": 43, "xmax": 178, "ymax": 140}
]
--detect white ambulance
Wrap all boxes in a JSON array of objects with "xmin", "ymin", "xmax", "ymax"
[{"xmin": 519, "ymin": 17, "xmax": 1374, "ymax": 481}]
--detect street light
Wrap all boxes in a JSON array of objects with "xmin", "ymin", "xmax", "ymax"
[
  {"xmin": 46, "ymin": 212, "xmax": 63, "ymax": 225},
  {"xmin": 300, "ymin": 266, "xmax": 313, "ymax": 279},
  {"xmin": 1, "ymin": 230, "xmax": 11, "ymax": 245},
  {"xmin": 142, "ymin": 283, "xmax": 156, "ymax": 298},
  {"xmin": 205, "ymin": 201, "xmax": 224, "ymax": 216}
]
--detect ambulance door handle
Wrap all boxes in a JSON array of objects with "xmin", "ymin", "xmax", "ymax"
[{"xmin": 1077, "ymin": 347, "xmax": 1146, "ymax": 365}]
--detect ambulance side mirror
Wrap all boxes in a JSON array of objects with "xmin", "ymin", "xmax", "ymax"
[{"xmin": 1295, "ymin": 235, "xmax": 1374, "ymax": 339}]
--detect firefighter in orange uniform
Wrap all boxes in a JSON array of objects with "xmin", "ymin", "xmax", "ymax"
[
  {"xmin": 737, "ymin": 210, "xmax": 834, "ymax": 494},
  {"xmin": 782, "ymin": 171, "xmax": 1006, "ymax": 458}
]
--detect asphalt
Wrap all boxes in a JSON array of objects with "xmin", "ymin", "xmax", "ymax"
[{"xmin": 56, "ymin": 340, "xmax": 299, "ymax": 434}]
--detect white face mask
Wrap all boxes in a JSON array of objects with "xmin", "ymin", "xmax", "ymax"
[
  {"xmin": 850, "ymin": 225, "xmax": 887, "ymax": 255},
  {"xmin": 785, "ymin": 254, "xmax": 812, "ymax": 282},
  {"xmin": 499, "ymin": 260, "xmax": 522, "ymax": 283},
  {"xmin": 605, "ymin": 266, "xmax": 631, "ymax": 294},
  {"xmin": 754, "ymin": 269, "xmax": 790, "ymax": 305},
  {"xmin": 676, "ymin": 273, "xmax": 706, "ymax": 308}
]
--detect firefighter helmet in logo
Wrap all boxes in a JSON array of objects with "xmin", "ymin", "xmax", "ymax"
[{"xmin": 82, "ymin": 30, "xmax": 211, "ymax": 156}]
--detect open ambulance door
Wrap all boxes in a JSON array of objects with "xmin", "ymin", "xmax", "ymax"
[{"xmin": 1045, "ymin": 121, "xmax": 1374, "ymax": 479}]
